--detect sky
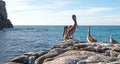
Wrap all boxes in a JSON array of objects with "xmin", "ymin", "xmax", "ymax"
[{"xmin": 4, "ymin": 0, "xmax": 120, "ymax": 25}]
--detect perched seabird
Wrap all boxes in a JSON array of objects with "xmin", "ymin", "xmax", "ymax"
[
  {"xmin": 63, "ymin": 26, "xmax": 68, "ymax": 39},
  {"xmin": 87, "ymin": 26, "xmax": 97, "ymax": 43},
  {"xmin": 63, "ymin": 26, "xmax": 72, "ymax": 39},
  {"xmin": 110, "ymin": 35, "xmax": 119, "ymax": 44},
  {"xmin": 63, "ymin": 15, "xmax": 78, "ymax": 40}
]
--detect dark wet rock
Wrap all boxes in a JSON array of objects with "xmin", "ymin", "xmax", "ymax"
[
  {"xmin": 0, "ymin": 0, "xmax": 13, "ymax": 30},
  {"xmin": 77, "ymin": 61, "xmax": 88, "ymax": 64},
  {"xmin": 11, "ymin": 55, "xmax": 28, "ymax": 63},
  {"xmin": 36, "ymin": 50, "xmax": 49, "ymax": 59},
  {"xmin": 109, "ymin": 57, "xmax": 119, "ymax": 62},
  {"xmin": 104, "ymin": 50, "xmax": 110, "ymax": 56},
  {"xmin": 96, "ymin": 46, "xmax": 110, "ymax": 53},
  {"xmin": 72, "ymin": 43, "xmax": 89, "ymax": 50},
  {"xmin": 35, "ymin": 56, "xmax": 46, "ymax": 64},
  {"xmin": 11, "ymin": 50, "xmax": 48, "ymax": 64}
]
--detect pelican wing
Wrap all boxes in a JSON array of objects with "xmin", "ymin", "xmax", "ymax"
[
  {"xmin": 63, "ymin": 26, "xmax": 68, "ymax": 37},
  {"xmin": 68, "ymin": 25, "xmax": 77, "ymax": 36},
  {"xmin": 63, "ymin": 25, "xmax": 73, "ymax": 39},
  {"xmin": 112, "ymin": 39, "xmax": 119, "ymax": 44},
  {"xmin": 89, "ymin": 36, "xmax": 97, "ymax": 42}
]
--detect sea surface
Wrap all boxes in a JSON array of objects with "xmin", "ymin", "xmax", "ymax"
[{"xmin": 0, "ymin": 25, "xmax": 120, "ymax": 63}]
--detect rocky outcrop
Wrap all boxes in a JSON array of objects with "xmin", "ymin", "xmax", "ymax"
[
  {"xmin": 0, "ymin": 0, "xmax": 13, "ymax": 30},
  {"xmin": 5, "ymin": 39, "xmax": 120, "ymax": 64}
]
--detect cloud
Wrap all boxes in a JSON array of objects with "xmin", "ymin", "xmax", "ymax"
[
  {"xmin": 8, "ymin": 7, "xmax": 114, "ymax": 25},
  {"xmin": 4, "ymin": 0, "xmax": 119, "ymax": 25},
  {"xmin": 76, "ymin": 15, "xmax": 120, "ymax": 25},
  {"xmin": 55, "ymin": 8, "xmax": 113, "ymax": 16},
  {"xmin": 93, "ymin": 15, "xmax": 120, "ymax": 25},
  {"xmin": 5, "ymin": 0, "xmax": 72, "ymax": 12}
]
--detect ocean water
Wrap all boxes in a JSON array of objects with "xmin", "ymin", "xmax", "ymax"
[{"xmin": 0, "ymin": 26, "xmax": 120, "ymax": 63}]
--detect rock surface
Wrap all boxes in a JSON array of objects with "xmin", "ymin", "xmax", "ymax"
[
  {"xmin": 5, "ymin": 62, "xmax": 23, "ymax": 64},
  {"xmin": 0, "ymin": 0, "xmax": 13, "ymax": 30},
  {"xmin": 5, "ymin": 39, "xmax": 120, "ymax": 64}
]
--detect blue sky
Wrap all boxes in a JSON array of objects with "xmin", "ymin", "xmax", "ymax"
[{"xmin": 5, "ymin": 0, "xmax": 120, "ymax": 25}]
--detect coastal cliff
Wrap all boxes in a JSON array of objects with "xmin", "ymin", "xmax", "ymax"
[
  {"xmin": 5, "ymin": 39, "xmax": 120, "ymax": 64},
  {"xmin": 0, "ymin": 0, "xmax": 13, "ymax": 30}
]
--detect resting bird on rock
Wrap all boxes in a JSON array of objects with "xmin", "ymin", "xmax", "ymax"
[
  {"xmin": 110, "ymin": 35, "xmax": 119, "ymax": 44},
  {"xmin": 87, "ymin": 26, "xmax": 97, "ymax": 43},
  {"xmin": 63, "ymin": 15, "xmax": 78, "ymax": 40}
]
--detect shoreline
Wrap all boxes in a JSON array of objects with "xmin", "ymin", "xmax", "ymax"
[{"xmin": 5, "ymin": 39, "xmax": 120, "ymax": 64}]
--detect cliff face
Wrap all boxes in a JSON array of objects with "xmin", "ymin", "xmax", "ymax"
[{"xmin": 0, "ymin": 0, "xmax": 13, "ymax": 30}]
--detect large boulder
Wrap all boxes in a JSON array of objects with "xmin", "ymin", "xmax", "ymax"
[
  {"xmin": 35, "ymin": 48, "xmax": 68, "ymax": 64},
  {"xmin": 0, "ymin": 0, "xmax": 13, "ymax": 30},
  {"xmin": 6, "ymin": 39, "xmax": 120, "ymax": 64},
  {"xmin": 11, "ymin": 51, "xmax": 48, "ymax": 64},
  {"xmin": 42, "ymin": 40, "xmax": 120, "ymax": 64}
]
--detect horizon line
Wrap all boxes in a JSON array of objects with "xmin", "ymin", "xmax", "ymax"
[{"xmin": 13, "ymin": 25, "xmax": 120, "ymax": 26}]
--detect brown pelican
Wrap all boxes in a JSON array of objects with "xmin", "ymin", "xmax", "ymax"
[
  {"xmin": 87, "ymin": 26, "xmax": 97, "ymax": 43},
  {"xmin": 110, "ymin": 35, "xmax": 119, "ymax": 44},
  {"xmin": 63, "ymin": 15, "xmax": 78, "ymax": 40},
  {"xmin": 63, "ymin": 26, "xmax": 71, "ymax": 39}
]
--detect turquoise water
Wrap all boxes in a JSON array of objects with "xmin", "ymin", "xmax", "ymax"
[{"xmin": 0, "ymin": 26, "xmax": 120, "ymax": 63}]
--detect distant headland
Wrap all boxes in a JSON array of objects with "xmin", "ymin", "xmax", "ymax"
[{"xmin": 0, "ymin": 0, "xmax": 13, "ymax": 30}]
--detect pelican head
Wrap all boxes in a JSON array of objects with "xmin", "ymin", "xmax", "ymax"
[
  {"xmin": 72, "ymin": 14, "xmax": 78, "ymax": 27},
  {"xmin": 72, "ymin": 15, "xmax": 76, "ymax": 21}
]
